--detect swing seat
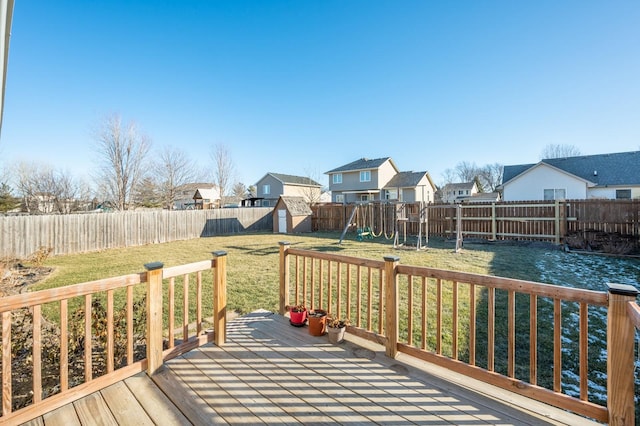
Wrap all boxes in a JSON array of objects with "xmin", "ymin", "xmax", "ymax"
[{"xmin": 357, "ymin": 226, "xmax": 373, "ymax": 241}]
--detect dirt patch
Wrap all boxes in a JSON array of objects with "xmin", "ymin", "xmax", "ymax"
[{"xmin": 0, "ymin": 261, "xmax": 53, "ymax": 297}]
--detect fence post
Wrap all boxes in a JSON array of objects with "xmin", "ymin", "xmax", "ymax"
[
  {"xmin": 144, "ymin": 261, "xmax": 164, "ymax": 376},
  {"xmin": 384, "ymin": 255, "xmax": 400, "ymax": 358},
  {"xmin": 212, "ymin": 251, "xmax": 228, "ymax": 346},
  {"xmin": 554, "ymin": 199, "xmax": 561, "ymax": 245},
  {"xmin": 607, "ymin": 283, "xmax": 639, "ymax": 425},
  {"xmin": 279, "ymin": 242, "xmax": 291, "ymax": 315},
  {"xmin": 491, "ymin": 203, "xmax": 497, "ymax": 241}
]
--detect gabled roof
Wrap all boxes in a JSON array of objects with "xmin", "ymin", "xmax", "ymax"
[
  {"xmin": 443, "ymin": 182, "xmax": 476, "ymax": 191},
  {"xmin": 276, "ymin": 196, "xmax": 312, "ymax": 216},
  {"xmin": 325, "ymin": 157, "xmax": 397, "ymax": 174},
  {"xmin": 502, "ymin": 151, "xmax": 640, "ymax": 186},
  {"xmin": 193, "ymin": 188, "xmax": 218, "ymax": 200},
  {"xmin": 383, "ymin": 171, "xmax": 434, "ymax": 189},
  {"xmin": 264, "ymin": 172, "xmax": 321, "ymax": 187}
]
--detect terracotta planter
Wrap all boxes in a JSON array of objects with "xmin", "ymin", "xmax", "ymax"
[
  {"xmin": 327, "ymin": 326, "xmax": 346, "ymax": 343},
  {"xmin": 289, "ymin": 309, "xmax": 307, "ymax": 326},
  {"xmin": 308, "ymin": 309, "xmax": 327, "ymax": 336}
]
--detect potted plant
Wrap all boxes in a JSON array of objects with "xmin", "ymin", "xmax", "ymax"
[
  {"xmin": 288, "ymin": 304, "xmax": 307, "ymax": 326},
  {"xmin": 326, "ymin": 315, "xmax": 349, "ymax": 343},
  {"xmin": 307, "ymin": 309, "xmax": 327, "ymax": 336}
]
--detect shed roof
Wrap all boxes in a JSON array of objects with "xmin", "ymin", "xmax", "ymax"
[
  {"xmin": 276, "ymin": 196, "xmax": 312, "ymax": 216},
  {"xmin": 502, "ymin": 151, "xmax": 640, "ymax": 186}
]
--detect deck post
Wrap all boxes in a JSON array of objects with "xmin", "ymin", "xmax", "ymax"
[
  {"xmin": 279, "ymin": 242, "xmax": 290, "ymax": 315},
  {"xmin": 606, "ymin": 283, "xmax": 638, "ymax": 425},
  {"xmin": 144, "ymin": 262, "xmax": 164, "ymax": 376},
  {"xmin": 383, "ymin": 255, "xmax": 400, "ymax": 359},
  {"xmin": 212, "ymin": 251, "xmax": 228, "ymax": 346}
]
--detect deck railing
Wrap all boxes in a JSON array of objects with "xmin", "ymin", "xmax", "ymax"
[
  {"xmin": 0, "ymin": 252, "xmax": 227, "ymax": 425},
  {"xmin": 279, "ymin": 242, "xmax": 639, "ymax": 425}
]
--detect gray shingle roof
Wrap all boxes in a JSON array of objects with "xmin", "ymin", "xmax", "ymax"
[
  {"xmin": 278, "ymin": 196, "xmax": 312, "ymax": 216},
  {"xmin": 502, "ymin": 151, "xmax": 640, "ymax": 186},
  {"xmin": 384, "ymin": 171, "xmax": 428, "ymax": 188},
  {"xmin": 325, "ymin": 157, "xmax": 392, "ymax": 174},
  {"xmin": 269, "ymin": 173, "xmax": 321, "ymax": 187}
]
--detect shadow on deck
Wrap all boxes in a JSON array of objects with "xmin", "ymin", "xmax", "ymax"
[{"xmin": 24, "ymin": 311, "xmax": 598, "ymax": 426}]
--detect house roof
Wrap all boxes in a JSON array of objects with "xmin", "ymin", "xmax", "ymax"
[
  {"xmin": 276, "ymin": 196, "xmax": 312, "ymax": 216},
  {"xmin": 265, "ymin": 173, "xmax": 322, "ymax": 187},
  {"xmin": 443, "ymin": 182, "xmax": 476, "ymax": 191},
  {"xmin": 193, "ymin": 188, "xmax": 218, "ymax": 200},
  {"xmin": 325, "ymin": 157, "xmax": 396, "ymax": 174},
  {"xmin": 502, "ymin": 151, "xmax": 640, "ymax": 186},
  {"xmin": 383, "ymin": 171, "xmax": 434, "ymax": 189}
]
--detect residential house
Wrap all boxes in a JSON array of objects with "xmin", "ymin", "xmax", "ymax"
[
  {"xmin": 382, "ymin": 171, "xmax": 437, "ymax": 203},
  {"xmin": 193, "ymin": 187, "xmax": 220, "ymax": 209},
  {"xmin": 325, "ymin": 157, "xmax": 400, "ymax": 203},
  {"xmin": 255, "ymin": 173, "xmax": 323, "ymax": 207},
  {"xmin": 440, "ymin": 182, "xmax": 479, "ymax": 203},
  {"xmin": 500, "ymin": 151, "xmax": 640, "ymax": 201},
  {"xmin": 173, "ymin": 183, "xmax": 218, "ymax": 210}
]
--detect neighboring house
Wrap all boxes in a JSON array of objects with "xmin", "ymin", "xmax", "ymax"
[
  {"xmin": 325, "ymin": 157, "xmax": 400, "ymax": 203},
  {"xmin": 173, "ymin": 183, "xmax": 217, "ymax": 210},
  {"xmin": 500, "ymin": 151, "xmax": 640, "ymax": 201},
  {"xmin": 467, "ymin": 192, "xmax": 501, "ymax": 203},
  {"xmin": 193, "ymin": 187, "xmax": 220, "ymax": 209},
  {"xmin": 272, "ymin": 196, "xmax": 313, "ymax": 233},
  {"xmin": 255, "ymin": 173, "xmax": 323, "ymax": 207},
  {"xmin": 382, "ymin": 171, "xmax": 437, "ymax": 203},
  {"xmin": 440, "ymin": 182, "xmax": 479, "ymax": 203}
]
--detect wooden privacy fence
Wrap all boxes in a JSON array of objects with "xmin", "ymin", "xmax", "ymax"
[
  {"xmin": 0, "ymin": 208, "xmax": 272, "ymax": 258},
  {"xmin": 278, "ymin": 243, "xmax": 639, "ymax": 424},
  {"xmin": 312, "ymin": 200, "xmax": 640, "ymax": 245},
  {"xmin": 0, "ymin": 252, "xmax": 228, "ymax": 425}
]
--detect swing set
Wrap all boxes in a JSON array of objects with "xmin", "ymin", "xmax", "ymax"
[{"xmin": 338, "ymin": 201, "xmax": 429, "ymax": 250}]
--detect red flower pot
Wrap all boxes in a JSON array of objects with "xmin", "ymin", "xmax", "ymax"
[{"xmin": 289, "ymin": 308, "xmax": 307, "ymax": 326}]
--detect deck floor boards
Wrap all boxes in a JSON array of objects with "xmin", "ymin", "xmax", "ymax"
[{"xmin": 24, "ymin": 310, "xmax": 599, "ymax": 425}]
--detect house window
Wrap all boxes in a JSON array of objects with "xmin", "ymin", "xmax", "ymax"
[
  {"xmin": 335, "ymin": 194, "xmax": 344, "ymax": 203},
  {"xmin": 360, "ymin": 171, "xmax": 371, "ymax": 182},
  {"xmin": 543, "ymin": 188, "xmax": 566, "ymax": 200},
  {"xmin": 616, "ymin": 189, "xmax": 631, "ymax": 199},
  {"xmin": 458, "ymin": 190, "xmax": 464, "ymax": 195},
  {"xmin": 263, "ymin": 184, "xmax": 270, "ymax": 195},
  {"xmin": 386, "ymin": 190, "xmax": 398, "ymax": 200},
  {"xmin": 360, "ymin": 194, "xmax": 370, "ymax": 202},
  {"xmin": 333, "ymin": 174, "xmax": 342, "ymax": 184}
]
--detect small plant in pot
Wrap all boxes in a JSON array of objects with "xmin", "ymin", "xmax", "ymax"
[
  {"xmin": 288, "ymin": 304, "xmax": 307, "ymax": 327},
  {"xmin": 307, "ymin": 309, "xmax": 327, "ymax": 336},
  {"xmin": 326, "ymin": 315, "xmax": 349, "ymax": 344}
]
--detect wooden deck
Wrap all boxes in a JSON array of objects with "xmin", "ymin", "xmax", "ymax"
[{"xmin": 23, "ymin": 311, "xmax": 599, "ymax": 426}]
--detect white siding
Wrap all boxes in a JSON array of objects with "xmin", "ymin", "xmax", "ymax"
[{"xmin": 503, "ymin": 165, "xmax": 587, "ymax": 201}]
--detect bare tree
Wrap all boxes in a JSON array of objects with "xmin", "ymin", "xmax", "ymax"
[
  {"xmin": 232, "ymin": 182, "xmax": 247, "ymax": 200},
  {"xmin": 478, "ymin": 163, "xmax": 503, "ymax": 192},
  {"xmin": 540, "ymin": 144, "xmax": 582, "ymax": 159},
  {"xmin": 155, "ymin": 146, "xmax": 197, "ymax": 209},
  {"xmin": 93, "ymin": 114, "xmax": 151, "ymax": 210},
  {"xmin": 300, "ymin": 168, "xmax": 325, "ymax": 204},
  {"xmin": 455, "ymin": 161, "xmax": 482, "ymax": 183},
  {"xmin": 210, "ymin": 144, "xmax": 235, "ymax": 206},
  {"xmin": 14, "ymin": 162, "xmax": 88, "ymax": 213}
]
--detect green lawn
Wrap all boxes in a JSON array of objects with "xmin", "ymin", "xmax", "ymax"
[{"xmin": 35, "ymin": 231, "xmax": 563, "ymax": 315}]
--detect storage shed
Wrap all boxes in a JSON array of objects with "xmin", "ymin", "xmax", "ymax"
[{"xmin": 272, "ymin": 196, "xmax": 313, "ymax": 233}]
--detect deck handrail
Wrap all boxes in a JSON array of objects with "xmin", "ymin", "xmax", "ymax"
[
  {"xmin": 0, "ymin": 252, "xmax": 227, "ymax": 425},
  {"xmin": 279, "ymin": 242, "xmax": 639, "ymax": 425}
]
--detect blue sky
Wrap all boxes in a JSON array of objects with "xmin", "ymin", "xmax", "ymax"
[{"xmin": 1, "ymin": 1, "xmax": 639, "ymax": 188}]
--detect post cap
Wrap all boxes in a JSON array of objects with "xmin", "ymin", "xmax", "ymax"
[
  {"xmin": 279, "ymin": 241, "xmax": 290, "ymax": 246},
  {"xmin": 383, "ymin": 255, "xmax": 400, "ymax": 262},
  {"xmin": 144, "ymin": 261, "xmax": 164, "ymax": 271},
  {"xmin": 607, "ymin": 283, "xmax": 639, "ymax": 296},
  {"xmin": 212, "ymin": 250, "xmax": 227, "ymax": 257}
]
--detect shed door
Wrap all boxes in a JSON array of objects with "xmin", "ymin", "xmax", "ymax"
[{"xmin": 278, "ymin": 209, "xmax": 287, "ymax": 233}]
